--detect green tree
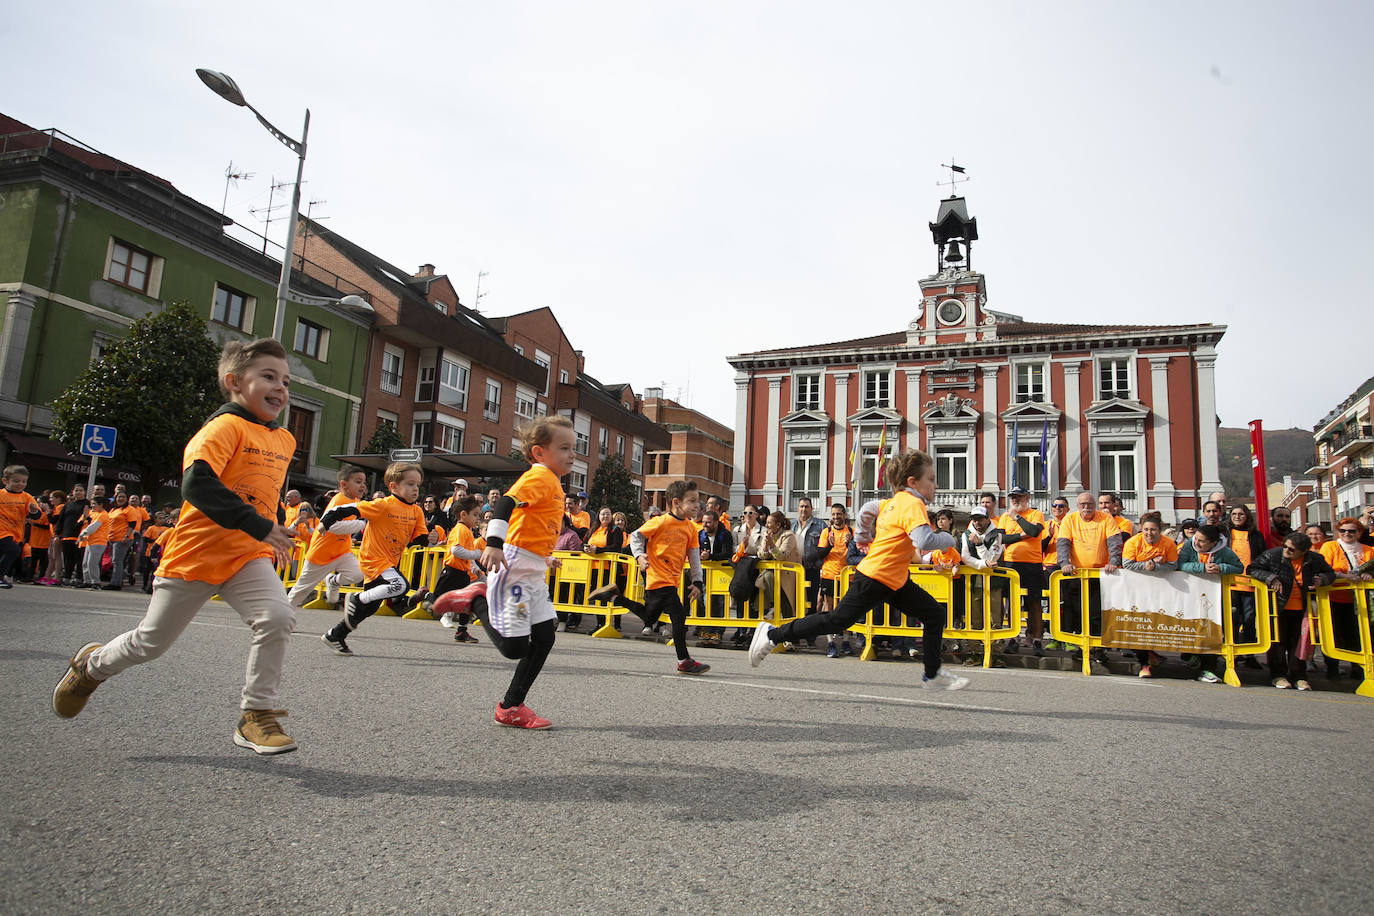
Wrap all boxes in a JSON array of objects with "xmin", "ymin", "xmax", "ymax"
[
  {"xmin": 363, "ymin": 420, "xmax": 405, "ymax": 455},
  {"xmin": 50, "ymin": 300, "xmax": 219, "ymax": 494},
  {"xmin": 587, "ymin": 453, "xmax": 643, "ymax": 530}
]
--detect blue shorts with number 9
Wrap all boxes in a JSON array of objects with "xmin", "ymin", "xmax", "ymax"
[{"xmin": 485, "ymin": 543, "xmax": 556, "ymax": 637}]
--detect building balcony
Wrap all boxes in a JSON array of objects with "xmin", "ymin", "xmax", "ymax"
[
  {"xmin": 1333, "ymin": 465, "xmax": 1373, "ymax": 489},
  {"xmin": 1332, "ymin": 425, "xmax": 1373, "ymax": 458},
  {"xmin": 1304, "ymin": 459, "xmax": 1329, "ymax": 476}
]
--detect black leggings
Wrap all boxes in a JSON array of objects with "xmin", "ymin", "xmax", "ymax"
[
  {"xmin": 769, "ymin": 571, "xmax": 946, "ymax": 678},
  {"xmin": 62, "ymin": 541, "xmax": 80, "ymax": 581},
  {"xmin": 473, "ymin": 595, "xmax": 557, "ymax": 708},
  {"xmin": 615, "ymin": 586, "xmax": 690, "ymax": 661}
]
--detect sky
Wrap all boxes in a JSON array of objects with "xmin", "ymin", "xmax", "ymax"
[{"xmin": 5, "ymin": 1, "xmax": 1372, "ymax": 432}]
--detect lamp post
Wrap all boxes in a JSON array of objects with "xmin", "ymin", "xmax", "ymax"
[{"xmin": 196, "ymin": 68, "xmax": 308, "ymax": 343}]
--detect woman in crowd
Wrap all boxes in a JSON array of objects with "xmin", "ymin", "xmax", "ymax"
[
  {"xmin": 1225, "ymin": 504, "xmax": 1267, "ymax": 655},
  {"xmin": 756, "ymin": 510, "xmax": 801, "ymax": 618},
  {"xmin": 728, "ymin": 506, "xmax": 767, "ymax": 644},
  {"xmin": 1122, "ymin": 512, "xmax": 1179, "ymax": 678},
  {"xmin": 1318, "ymin": 518, "xmax": 1373, "ymax": 680},
  {"xmin": 1248, "ymin": 532, "xmax": 1335, "ymax": 690}
]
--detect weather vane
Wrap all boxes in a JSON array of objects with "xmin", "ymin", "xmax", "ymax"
[{"xmin": 937, "ymin": 159, "xmax": 968, "ymax": 196}]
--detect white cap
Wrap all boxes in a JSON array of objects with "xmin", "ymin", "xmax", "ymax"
[{"xmin": 969, "ymin": 506, "xmax": 989, "ymax": 517}]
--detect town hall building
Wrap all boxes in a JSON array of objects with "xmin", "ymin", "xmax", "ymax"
[{"xmin": 727, "ymin": 195, "xmax": 1225, "ymax": 522}]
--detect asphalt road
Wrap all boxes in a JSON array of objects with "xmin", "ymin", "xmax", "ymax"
[{"xmin": 5, "ymin": 584, "xmax": 1372, "ymax": 915}]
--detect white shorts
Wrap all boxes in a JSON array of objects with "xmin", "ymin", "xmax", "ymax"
[{"xmin": 485, "ymin": 543, "xmax": 555, "ymax": 637}]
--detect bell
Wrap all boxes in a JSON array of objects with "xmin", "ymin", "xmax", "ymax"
[{"xmin": 943, "ymin": 240, "xmax": 963, "ymax": 263}]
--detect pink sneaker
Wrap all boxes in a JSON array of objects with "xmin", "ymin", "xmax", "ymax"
[
  {"xmin": 434, "ymin": 581, "xmax": 486, "ymax": 618},
  {"xmin": 494, "ymin": 702, "xmax": 551, "ymax": 729}
]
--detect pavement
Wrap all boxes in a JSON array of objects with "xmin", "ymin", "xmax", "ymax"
[{"xmin": 5, "ymin": 583, "xmax": 1373, "ymax": 915}]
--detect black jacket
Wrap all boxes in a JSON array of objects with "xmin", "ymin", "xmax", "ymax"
[
  {"xmin": 700, "ymin": 525, "xmax": 734, "ymax": 562},
  {"xmin": 1247, "ymin": 546, "xmax": 1335, "ymax": 610}
]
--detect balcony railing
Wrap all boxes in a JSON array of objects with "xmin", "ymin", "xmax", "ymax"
[
  {"xmin": 379, "ymin": 370, "xmax": 401, "ymax": 395},
  {"xmin": 482, "ymin": 399, "xmax": 500, "ymax": 422},
  {"xmin": 1332, "ymin": 425, "xmax": 1373, "ymax": 458},
  {"xmin": 1333, "ymin": 465, "xmax": 1374, "ymax": 489}
]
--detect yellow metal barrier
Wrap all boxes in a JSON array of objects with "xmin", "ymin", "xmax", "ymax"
[
  {"xmin": 278, "ymin": 544, "xmax": 447, "ymax": 616},
  {"xmin": 551, "ymin": 550, "xmax": 639, "ymax": 638},
  {"xmin": 1047, "ymin": 569, "xmax": 1272, "ymax": 682},
  {"xmin": 1310, "ymin": 582, "xmax": 1374, "ymax": 698}
]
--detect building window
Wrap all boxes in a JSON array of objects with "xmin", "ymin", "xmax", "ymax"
[
  {"xmin": 439, "ymin": 358, "xmax": 469, "ymax": 411},
  {"xmin": 615, "ymin": 434, "xmax": 624, "ymax": 457},
  {"xmin": 569, "ymin": 470, "xmax": 587, "ymax": 492},
  {"xmin": 380, "ymin": 347, "xmax": 403, "ymax": 395},
  {"xmin": 286, "ymin": 405, "xmax": 315, "ymax": 475},
  {"xmin": 417, "ymin": 364, "xmax": 435, "ymax": 402},
  {"xmin": 631, "ymin": 442, "xmax": 643, "ymax": 474},
  {"xmin": 1097, "ymin": 444, "xmax": 1137, "ymax": 502},
  {"xmin": 598, "ymin": 427, "xmax": 609, "ymax": 458},
  {"xmin": 411, "ymin": 420, "xmax": 431, "ymax": 448},
  {"xmin": 575, "ymin": 430, "xmax": 590, "ymax": 456},
  {"xmin": 794, "ymin": 373, "xmax": 821, "ymax": 411},
  {"xmin": 480, "ymin": 435, "xmax": 497, "ymax": 454},
  {"xmin": 293, "ymin": 318, "xmax": 326, "ymax": 360},
  {"xmin": 1098, "ymin": 357, "xmax": 1131, "ymax": 400},
  {"xmin": 1015, "ymin": 363, "xmax": 1045, "ymax": 404},
  {"xmin": 515, "ymin": 390, "xmax": 536, "ymax": 421},
  {"xmin": 483, "ymin": 380, "xmax": 501, "ymax": 421},
  {"xmin": 1012, "ymin": 442, "xmax": 1046, "ymax": 492},
  {"xmin": 559, "ymin": 369, "xmax": 569, "ymax": 385},
  {"xmin": 212, "ymin": 284, "xmax": 250, "ymax": 330},
  {"xmin": 106, "ymin": 239, "xmax": 154, "ymax": 293},
  {"xmin": 861, "ymin": 370, "xmax": 890, "ymax": 408},
  {"xmin": 90, "ymin": 331, "xmax": 116, "ymax": 364},
  {"xmin": 789, "ymin": 448, "xmax": 822, "ymax": 509},
  {"xmin": 935, "ymin": 446, "xmax": 968, "ymax": 492},
  {"xmin": 535, "ymin": 350, "xmax": 551, "ymax": 396},
  {"xmin": 513, "ymin": 344, "xmax": 524, "ymax": 356},
  {"xmin": 437, "ymin": 421, "xmax": 464, "ymax": 453}
]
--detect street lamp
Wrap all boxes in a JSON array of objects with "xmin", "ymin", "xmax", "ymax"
[{"xmin": 196, "ymin": 67, "xmax": 309, "ymax": 343}]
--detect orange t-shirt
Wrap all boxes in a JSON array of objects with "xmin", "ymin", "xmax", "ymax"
[
  {"xmin": 83, "ymin": 509, "xmax": 111, "ymax": 546},
  {"xmin": 1123, "ymin": 534, "xmax": 1179, "ymax": 565},
  {"xmin": 0, "ymin": 489, "xmax": 39, "ymax": 541},
  {"xmin": 818, "ymin": 524, "xmax": 853, "ymax": 581},
  {"xmin": 1284, "ymin": 557, "xmax": 1304, "ymax": 611},
  {"xmin": 504, "ymin": 464, "xmax": 564, "ymax": 557},
  {"xmin": 27, "ymin": 509, "xmax": 52, "ymax": 550},
  {"xmin": 157, "ymin": 411, "xmax": 295, "ymax": 583},
  {"xmin": 141, "ymin": 525, "xmax": 168, "ymax": 555},
  {"xmin": 1114, "ymin": 516, "xmax": 1134, "ymax": 536},
  {"xmin": 1058, "ymin": 510, "xmax": 1115, "ymax": 569},
  {"xmin": 305, "ymin": 492, "xmax": 359, "ymax": 565},
  {"xmin": 1042, "ymin": 517, "xmax": 1063, "ymax": 568},
  {"xmin": 998, "ymin": 509, "xmax": 1046, "ymax": 564},
  {"xmin": 926, "ymin": 545, "xmax": 961, "ymax": 568},
  {"xmin": 105, "ymin": 505, "xmax": 147, "ymax": 542},
  {"xmin": 636, "ymin": 513, "xmax": 698, "ymax": 590},
  {"xmin": 443, "ymin": 523, "xmax": 479, "ymax": 572},
  {"xmin": 283, "ymin": 503, "xmax": 304, "ymax": 529},
  {"xmin": 354, "ymin": 495, "xmax": 428, "ymax": 581},
  {"xmin": 570, "ymin": 509, "xmax": 591, "ymax": 533},
  {"xmin": 858, "ymin": 490, "xmax": 931, "ymax": 590}
]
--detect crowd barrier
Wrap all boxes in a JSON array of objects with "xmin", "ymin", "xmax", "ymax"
[
  {"xmin": 1309, "ymin": 582, "xmax": 1374, "ymax": 698},
  {"xmin": 550, "ymin": 550, "xmax": 640, "ymax": 637},
  {"xmin": 1045, "ymin": 568, "xmax": 1274, "ymax": 684}
]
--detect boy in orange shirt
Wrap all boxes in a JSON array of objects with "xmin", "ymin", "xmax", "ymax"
[
  {"xmin": 749, "ymin": 449, "xmax": 969, "ymax": 691},
  {"xmin": 319, "ymin": 461, "xmax": 428, "ymax": 656},
  {"xmin": 286, "ymin": 464, "xmax": 368, "ymax": 609},
  {"xmin": 433, "ymin": 416, "xmax": 575, "ymax": 729},
  {"xmin": 589, "ymin": 479, "xmax": 709, "ymax": 675},
  {"xmin": 431, "ymin": 495, "xmax": 485, "ymax": 643},
  {"xmin": 0, "ymin": 464, "xmax": 41, "ymax": 587},
  {"xmin": 53, "ymin": 339, "xmax": 300, "ymax": 755}
]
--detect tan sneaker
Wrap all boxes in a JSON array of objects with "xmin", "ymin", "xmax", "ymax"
[
  {"xmin": 234, "ymin": 709, "xmax": 298, "ymax": 755},
  {"xmin": 52, "ymin": 642, "xmax": 104, "ymax": 718}
]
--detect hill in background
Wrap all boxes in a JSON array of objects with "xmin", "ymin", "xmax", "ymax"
[{"xmin": 1217, "ymin": 426, "xmax": 1314, "ymax": 499}]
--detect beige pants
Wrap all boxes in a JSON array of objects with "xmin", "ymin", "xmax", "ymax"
[
  {"xmin": 285, "ymin": 552, "xmax": 363, "ymax": 607},
  {"xmin": 86, "ymin": 557, "xmax": 297, "ymax": 710}
]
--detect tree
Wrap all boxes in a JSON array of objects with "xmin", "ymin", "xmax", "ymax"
[
  {"xmin": 363, "ymin": 420, "xmax": 405, "ymax": 455},
  {"xmin": 587, "ymin": 453, "xmax": 643, "ymax": 530},
  {"xmin": 50, "ymin": 300, "xmax": 220, "ymax": 494}
]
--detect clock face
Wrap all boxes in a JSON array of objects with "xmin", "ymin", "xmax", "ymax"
[{"xmin": 938, "ymin": 300, "xmax": 964, "ymax": 325}]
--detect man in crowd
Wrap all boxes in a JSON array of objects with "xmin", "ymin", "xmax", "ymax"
[
  {"xmin": 792, "ymin": 497, "xmax": 824, "ymax": 622},
  {"xmin": 1200, "ymin": 500, "xmax": 1229, "ymax": 548},
  {"xmin": 1057, "ymin": 491, "xmax": 1124, "ymax": 672},
  {"xmin": 1266, "ymin": 505, "xmax": 1294, "ymax": 549},
  {"xmin": 1099, "ymin": 491, "xmax": 1133, "ymax": 537},
  {"xmin": 999, "ymin": 485, "xmax": 1047, "ymax": 656},
  {"xmin": 696, "ymin": 509, "xmax": 735, "ymax": 646}
]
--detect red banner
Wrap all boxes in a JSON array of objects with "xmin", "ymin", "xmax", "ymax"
[{"xmin": 1249, "ymin": 420, "xmax": 1270, "ymax": 543}]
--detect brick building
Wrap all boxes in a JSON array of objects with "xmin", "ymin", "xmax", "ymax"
[
  {"xmin": 727, "ymin": 195, "xmax": 1227, "ymax": 521},
  {"xmin": 1298, "ymin": 375, "xmax": 1374, "ymax": 525},
  {"xmin": 640, "ymin": 390, "xmax": 733, "ymax": 510}
]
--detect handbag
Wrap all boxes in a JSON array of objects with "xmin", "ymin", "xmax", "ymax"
[{"xmin": 1296, "ymin": 613, "xmax": 1314, "ymax": 661}]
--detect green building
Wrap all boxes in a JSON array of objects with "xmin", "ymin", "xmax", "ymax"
[{"xmin": 0, "ymin": 113, "xmax": 372, "ymax": 496}]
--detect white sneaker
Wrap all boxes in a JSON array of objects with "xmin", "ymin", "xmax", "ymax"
[
  {"xmin": 1273, "ymin": 677, "xmax": 1292, "ymax": 689},
  {"xmin": 640, "ymin": 626, "xmax": 655, "ymax": 636},
  {"xmin": 440, "ymin": 612, "xmax": 458, "ymax": 628},
  {"xmin": 921, "ymin": 669, "xmax": 970, "ymax": 691},
  {"xmin": 556, "ymin": 622, "xmax": 567, "ymax": 633},
  {"xmin": 324, "ymin": 573, "xmax": 340, "ymax": 604},
  {"xmin": 748, "ymin": 620, "xmax": 775, "ymax": 668}
]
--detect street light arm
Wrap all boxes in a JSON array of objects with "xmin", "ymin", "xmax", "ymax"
[{"xmin": 246, "ymin": 102, "xmax": 306, "ymax": 156}]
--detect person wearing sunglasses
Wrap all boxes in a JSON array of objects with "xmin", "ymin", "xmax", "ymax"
[
  {"xmin": 1247, "ymin": 532, "xmax": 1335, "ymax": 690},
  {"xmin": 1317, "ymin": 518, "xmax": 1373, "ymax": 680}
]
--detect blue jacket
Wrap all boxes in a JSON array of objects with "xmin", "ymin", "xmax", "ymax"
[{"xmin": 1177, "ymin": 541, "xmax": 1243, "ymax": 575}]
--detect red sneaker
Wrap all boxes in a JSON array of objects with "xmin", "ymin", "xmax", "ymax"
[
  {"xmin": 676, "ymin": 658, "xmax": 710, "ymax": 675},
  {"xmin": 493, "ymin": 702, "xmax": 551, "ymax": 729},
  {"xmin": 433, "ymin": 581, "xmax": 487, "ymax": 618}
]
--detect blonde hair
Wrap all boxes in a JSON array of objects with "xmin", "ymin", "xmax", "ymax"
[
  {"xmin": 218, "ymin": 338, "xmax": 288, "ymax": 396},
  {"xmin": 384, "ymin": 461, "xmax": 423, "ymax": 485},
  {"xmin": 2, "ymin": 464, "xmax": 28, "ymax": 479},
  {"xmin": 884, "ymin": 449, "xmax": 934, "ymax": 492},
  {"xmin": 518, "ymin": 415, "xmax": 573, "ymax": 461}
]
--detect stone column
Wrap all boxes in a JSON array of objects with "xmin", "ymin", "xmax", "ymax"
[
  {"xmin": 1148, "ymin": 356, "xmax": 1176, "ymax": 518},
  {"xmin": 1063, "ymin": 361, "xmax": 1082, "ymax": 490},
  {"xmin": 829, "ymin": 373, "xmax": 850, "ymax": 504},
  {"xmin": 981, "ymin": 365, "xmax": 999, "ymax": 490},
  {"xmin": 1195, "ymin": 347, "xmax": 1224, "ymax": 495},
  {"xmin": 729, "ymin": 371, "xmax": 750, "ymax": 510},
  {"xmin": 0, "ymin": 290, "xmax": 37, "ymax": 401},
  {"xmin": 763, "ymin": 376, "xmax": 782, "ymax": 506},
  {"xmin": 903, "ymin": 366, "xmax": 921, "ymax": 449}
]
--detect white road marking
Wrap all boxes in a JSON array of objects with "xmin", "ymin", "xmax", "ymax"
[{"xmin": 626, "ymin": 670, "xmax": 1014, "ymax": 712}]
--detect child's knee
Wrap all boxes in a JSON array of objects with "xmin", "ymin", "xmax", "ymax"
[{"xmin": 495, "ymin": 634, "xmax": 531, "ymax": 659}]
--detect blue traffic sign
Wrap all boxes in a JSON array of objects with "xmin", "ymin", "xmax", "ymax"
[{"xmin": 80, "ymin": 423, "xmax": 117, "ymax": 459}]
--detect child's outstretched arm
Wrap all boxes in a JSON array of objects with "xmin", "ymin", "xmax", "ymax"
[{"xmin": 183, "ymin": 459, "xmax": 294, "ymax": 564}]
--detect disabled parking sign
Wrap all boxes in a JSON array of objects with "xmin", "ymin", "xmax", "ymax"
[{"xmin": 80, "ymin": 423, "xmax": 117, "ymax": 459}]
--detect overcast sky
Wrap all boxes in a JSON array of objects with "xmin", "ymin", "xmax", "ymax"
[{"xmin": 6, "ymin": 1, "xmax": 1371, "ymax": 432}]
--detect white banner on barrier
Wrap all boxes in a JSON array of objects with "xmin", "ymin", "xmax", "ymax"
[{"xmin": 1099, "ymin": 569, "xmax": 1225, "ymax": 652}]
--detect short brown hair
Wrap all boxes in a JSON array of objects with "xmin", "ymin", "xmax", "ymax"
[
  {"xmin": 336, "ymin": 463, "xmax": 367, "ymax": 482},
  {"xmin": 884, "ymin": 449, "xmax": 934, "ymax": 493},
  {"xmin": 2, "ymin": 464, "xmax": 28, "ymax": 479},
  {"xmin": 217, "ymin": 338, "xmax": 287, "ymax": 396},
  {"xmin": 517, "ymin": 415, "xmax": 573, "ymax": 461},
  {"xmin": 664, "ymin": 479, "xmax": 698, "ymax": 506},
  {"xmin": 384, "ymin": 461, "xmax": 423, "ymax": 485}
]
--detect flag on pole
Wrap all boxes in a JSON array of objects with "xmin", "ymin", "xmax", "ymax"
[
  {"xmin": 1009, "ymin": 420, "xmax": 1019, "ymax": 489},
  {"xmin": 875, "ymin": 423, "xmax": 889, "ymax": 488},
  {"xmin": 1038, "ymin": 420, "xmax": 1049, "ymax": 490},
  {"xmin": 848, "ymin": 430, "xmax": 862, "ymax": 496}
]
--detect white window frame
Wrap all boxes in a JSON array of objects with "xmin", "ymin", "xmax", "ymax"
[
  {"xmin": 439, "ymin": 357, "xmax": 469, "ymax": 411},
  {"xmin": 1013, "ymin": 359, "xmax": 1047, "ymax": 404},
  {"xmin": 104, "ymin": 237, "xmax": 163, "ymax": 297},
  {"xmin": 411, "ymin": 419, "xmax": 431, "ymax": 448},
  {"xmin": 514, "ymin": 385, "xmax": 537, "ymax": 422},
  {"xmin": 787, "ymin": 446, "xmax": 822, "ymax": 510},
  {"xmin": 793, "ymin": 371, "xmax": 822, "ymax": 412},
  {"xmin": 535, "ymin": 350, "xmax": 552, "ymax": 396},
  {"xmin": 380, "ymin": 345, "xmax": 404, "ymax": 395},
  {"xmin": 479, "ymin": 435, "xmax": 497, "ymax": 454},
  {"xmin": 559, "ymin": 369, "xmax": 569, "ymax": 385},
  {"xmin": 598, "ymin": 426, "xmax": 609, "ymax": 458},
  {"xmin": 1092, "ymin": 439, "xmax": 1143, "ymax": 508},
  {"xmin": 1094, "ymin": 351, "xmax": 1136, "ymax": 401},
  {"xmin": 483, "ymin": 379, "xmax": 501, "ymax": 422},
  {"xmin": 861, "ymin": 367, "xmax": 892, "ymax": 409},
  {"xmin": 436, "ymin": 419, "xmax": 465, "ymax": 453},
  {"xmin": 934, "ymin": 443, "xmax": 972, "ymax": 493},
  {"xmin": 631, "ymin": 441, "xmax": 644, "ymax": 474}
]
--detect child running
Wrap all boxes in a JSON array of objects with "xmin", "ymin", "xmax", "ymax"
[
  {"xmin": 0, "ymin": 464, "xmax": 41, "ymax": 588},
  {"xmin": 589, "ymin": 479, "xmax": 709, "ymax": 675},
  {"xmin": 52, "ymin": 339, "xmax": 300, "ymax": 754},
  {"xmin": 285, "ymin": 464, "xmax": 369, "ymax": 609},
  {"xmin": 319, "ymin": 462, "xmax": 428, "ymax": 656},
  {"xmin": 432, "ymin": 494, "xmax": 486, "ymax": 644},
  {"xmin": 433, "ymin": 416, "xmax": 575, "ymax": 729},
  {"xmin": 748, "ymin": 448, "xmax": 970, "ymax": 691}
]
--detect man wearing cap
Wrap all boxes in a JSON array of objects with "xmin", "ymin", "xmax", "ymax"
[
  {"xmin": 958, "ymin": 505, "xmax": 1008, "ymax": 665},
  {"xmin": 1174, "ymin": 517, "xmax": 1198, "ymax": 545},
  {"xmin": 442, "ymin": 479, "xmax": 469, "ymax": 528},
  {"xmin": 998, "ymin": 486, "xmax": 1048, "ymax": 656},
  {"xmin": 568, "ymin": 492, "xmax": 591, "ymax": 540}
]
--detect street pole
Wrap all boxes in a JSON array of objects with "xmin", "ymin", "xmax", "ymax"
[{"xmin": 272, "ymin": 109, "xmax": 309, "ymax": 343}]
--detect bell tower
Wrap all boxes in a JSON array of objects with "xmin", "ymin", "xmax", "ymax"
[{"xmin": 909, "ymin": 187, "xmax": 990, "ymax": 345}]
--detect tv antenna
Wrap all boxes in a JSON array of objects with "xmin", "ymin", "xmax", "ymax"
[
  {"xmin": 474, "ymin": 271, "xmax": 489, "ymax": 312},
  {"xmin": 301, "ymin": 198, "xmax": 328, "ymax": 250},
  {"xmin": 221, "ymin": 160, "xmax": 255, "ymax": 216},
  {"xmin": 937, "ymin": 159, "xmax": 969, "ymax": 196}
]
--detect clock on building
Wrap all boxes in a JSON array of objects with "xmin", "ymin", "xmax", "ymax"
[{"xmin": 937, "ymin": 299, "xmax": 964, "ymax": 325}]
